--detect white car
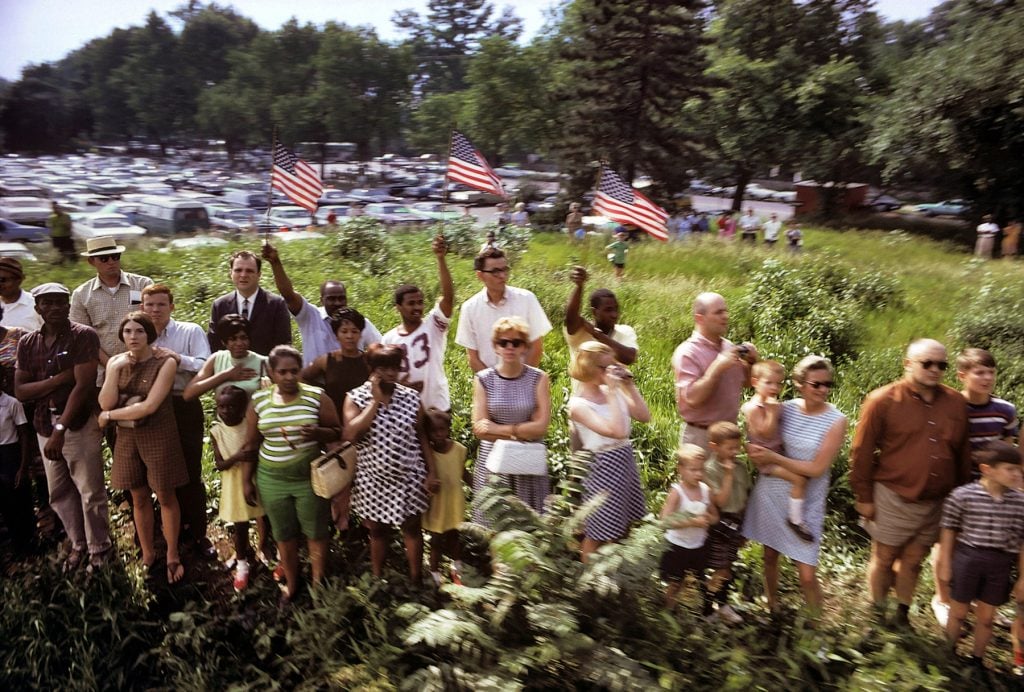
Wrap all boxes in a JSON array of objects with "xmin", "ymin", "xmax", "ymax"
[
  {"xmin": 0, "ymin": 197, "xmax": 51, "ymax": 225},
  {"xmin": 272, "ymin": 230, "xmax": 325, "ymax": 242},
  {"xmin": 73, "ymin": 213, "xmax": 147, "ymax": 241},
  {"xmin": 159, "ymin": 236, "xmax": 229, "ymax": 252},
  {"xmin": 267, "ymin": 205, "xmax": 315, "ymax": 230},
  {"xmin": 0, "ymin": 242, "xmax": 38, "ymax": 262}
]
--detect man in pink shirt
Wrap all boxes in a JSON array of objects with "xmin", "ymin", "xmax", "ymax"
[{"xmin": 672, "ymin": 292, "xmax": 755, "ymax": 451}]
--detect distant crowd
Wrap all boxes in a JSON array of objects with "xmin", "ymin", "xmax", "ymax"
[{"xmin": 0, "ymin": 226, "xmax": 1021, "ymax": 673}]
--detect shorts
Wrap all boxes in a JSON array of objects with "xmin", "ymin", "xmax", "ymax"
[
  {"xmin": 678, "ymin": 423, "xmax": 709, "ymax": 453},
  {"xmin": 707, "ymin": 511, "xmax": 746, "ymax": 569},
  {"xmin": 659, "ymin": 542, "xmax": 708, "ymax": 583},
  {"xmin": 862, "ymin": 482, "xmax": 942, "ymax": 547},
  {"xmin": 951, "ymin": 543, "xmax": 1014, "ymax": 606},
  {"xmin": 612, "ymin": 262, "xmax": 625, "ymax": 269},
  {"xmin": 256, "ymin": 470, "xmax": 329, "ymax": 542}
]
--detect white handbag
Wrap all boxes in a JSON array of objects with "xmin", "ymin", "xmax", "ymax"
[{"xmin": 485, "ymin": 439, "xmax": 548, "ymax": 476}]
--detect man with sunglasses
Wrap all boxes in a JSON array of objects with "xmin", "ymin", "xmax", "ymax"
[
  {"xmin": 70, "ymin": 236, "xmax": 153, "ymax": 381},
  {"xmin": 851, "ymin": 338, "xmax": 971, "ymax": 629},
  {"xmin": 455, "ymin": 247, "xmax": 552, "ymax": 372}
]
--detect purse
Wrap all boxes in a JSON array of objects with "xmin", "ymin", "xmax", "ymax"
[
  {"xmin": 485, "ymin": 439, "xmax": 548, "ymax": 475},
  {"xmin": 310, "ymin": 442, "xmax": 358, "ymax": 498}
]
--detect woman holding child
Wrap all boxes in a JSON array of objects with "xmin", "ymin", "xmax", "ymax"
[
  {"xmin": 568, "ymin": 341, "xmax": 650, "ymax": 561},
  {"xmin": 741, "ymin": 355, "xmax": 847, "ymax": 612}
]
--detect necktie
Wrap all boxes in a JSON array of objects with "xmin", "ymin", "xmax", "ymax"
[{"xmin": 242, "ymin": 297, "xmax": 250, "ymax": 320}]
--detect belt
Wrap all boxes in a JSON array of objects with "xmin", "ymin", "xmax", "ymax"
[{"xmin": 685, "ymin": 422, "xmax": 709, "ymax": 430}]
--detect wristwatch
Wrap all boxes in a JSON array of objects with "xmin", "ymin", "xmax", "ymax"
[{"xmin": 54, "ymin": 423, "xmax": 67, "ymax": 433}]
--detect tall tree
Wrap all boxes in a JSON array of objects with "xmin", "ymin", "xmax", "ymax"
[
  {"xmin": 554, "ymin": 0, "xmax": 716, "ymax": 197},
  {"xmin": 393, "ymin": 0, "xmax": 522, "ymax": 95},
  {"xmin": 0, "ymin": 64, "xmax": 75, "ymax": 151}
]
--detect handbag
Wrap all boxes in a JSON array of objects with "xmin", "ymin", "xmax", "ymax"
[
  {"xmin": 115, "ymin": 394, "xmax": 146, "ymax": 429},
  {"xmin": 485, "ymin": 439, "xmax": 548, "ymax": 476},
  {"xmin": 310, "ymin": 442, "xmax": 358, "ymax": 498}
]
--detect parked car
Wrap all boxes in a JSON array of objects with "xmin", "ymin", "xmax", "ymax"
[
  {"xmin": 363, "ymin": 203, "xmax": 432, "ymax": 227},
  {"xmin": 526, "ymin": 195, "xmax": 559, "ymax": 214},
  {"xmin": 159, "ymin": 236, "xmax": 229, "ymax": 252},
  {"xmin": 915, "ymin": 199, "xmax": 970, "ymax": 217},
  {"xmin": 405, "ymin": 180, "xmax": 446, "ymax": 200},
  {"xmin": 0, "ymin": 242, "xmax": 38, "ymax": 262},
  {"xmin": 272, "ymin": 230, "xmax": 326, "ymax": 242},
  {"xmin": 347, "ymin": 188, "xmax": 402, "ymax": 204},
  {"xmin": 317, "ymin": 189, "xmax": 354, "ymax": 206},
  {"xmin": 0, "ymin": 218, "xmax": 49, "ymax": 243},
  {"xmin": 73, "ymin": 213, "xmax": 147, "ymax": 241},
  {"xmin": 207, "ymin": 205, "xmax": 259, "ymax": 233},
  {"xmin": 314, "ymin": 205, "xmax": 352, "ymax": 225},
  {"xmin": 267, "ymin": 206, "xmax": 316, "ymax": 230},
  {"xmin": 686, "ymin": 179, "xmax": 715, "ymax": 194},
  {"xmin": 867, "ymin": 194, "xmax": 902, "ymax": 212},
  {"xmin": 135, "ymin": 197, "xmax": 210, "ymax": 236},
  {"xmin": 449, "ymin": 187, "xmax": 504, "ymax": 205},
  {"xmin": 407, "ymin": 202, "xmax": 461, "ymax": 221},
  {"xmin": 0, "ymin": 197, "xmax": 51, "ymax": 225}
]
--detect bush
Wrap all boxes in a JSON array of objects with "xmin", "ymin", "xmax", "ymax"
[{"xmin": 335, "ymin": 218, "xmax": 391, "ymax": 269}]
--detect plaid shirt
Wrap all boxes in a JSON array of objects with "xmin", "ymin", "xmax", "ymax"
[
  {"xmin": 942, "ymin": 481, "xmax": 1024, "ymax": 553},
  {"xmin": 15, "ymin": 322, "xmax": 100, "ymax": 436},
  {"xmin": 69, "ymin": 271, "xmax": 152, "ymax": 359}
]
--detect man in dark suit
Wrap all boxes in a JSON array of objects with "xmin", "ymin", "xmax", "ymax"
[{"xmin": 207, "ymin": 250, "xmax": 292, "ymax": 355}]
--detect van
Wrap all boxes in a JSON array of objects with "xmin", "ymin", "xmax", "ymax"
[
  {"xmin": 223, "ymin": 188, "xmax": 270, "ymax": 209},
  {"xmin": 135, "ymin": 196, "xmax": 210, "ymax": 236}
]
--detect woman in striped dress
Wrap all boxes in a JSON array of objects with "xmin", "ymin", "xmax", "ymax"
[
  {"xmin": 568, "ymin": 341, "xmax": 650, "ymax": 562},
  {"xmin": 741, "ymin": 355, "xmax": 847, "ymax": 613},
  {"xmin": 471, "ymin": 316, "xmax": 552, "ymax": 524},
  {"xmin": 242, "ymin": 346, "xmax": 341, "ymax": 603}
]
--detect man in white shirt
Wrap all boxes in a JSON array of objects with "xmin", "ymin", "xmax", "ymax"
[
  {"xmin": 142, "ymin": 284, "xmax": 213, "ymax": 557},
  {"xmin": 762, "ymin": 213, "xmax": 782, "ymax": 246},
  {"xmin": 261, "ymin": 243, "xmax": 382, "ymax": 366},
  {"xmin": 739, "ymin": 208, "xmax": 760, "ymax": 243},
  {"xmin": 381, "ymin": 235, "xmax": 454, "ymax": 410},
  {"xmin": 455, "ymin": 247, "xmax": 552, "ymax": 372},
  {"xmin": 975, "ymin": 214, "xmax": 999, "ymax": 259},
  {"xmin": 0, "ymin": 258, "xmax": 42, "ymax": 332}
]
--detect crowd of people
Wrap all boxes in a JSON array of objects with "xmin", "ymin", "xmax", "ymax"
[{"xmin": 0, "ymin": 230, "xmax": 1021, "ymax": 670}]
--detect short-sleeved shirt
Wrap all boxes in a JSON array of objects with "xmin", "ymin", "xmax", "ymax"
[
  {"xmin": 564, "ymin": 323, "xmax": 638, "ymax": 393},
  {"xmin": 941, "ymin": 481, "xmax": 1024, "ymax": 553},
  {"xmin": 1, "ymin": 290, "xmax": 42, "ymax": 332},
  {"xmin": 977, "ymin": 222, "xmax": 1000, "ymax": 237},
  {"xmin": 16, "ymin": 321, "xmax": 100, "ymax": 435},
  {"xmin": 671, "ymin": 330, "xmax": 746, "ymax": 425},
  {"xmin": 739, "ymin": 215, "xmax": 760, "ymax": 233},
  {"xmin": 69, "ymin": 271, "xmax": 153, "ymax": 358},
  {"xmin": 762, "ymin": 220, "xmax": 782, "ymax": 241},
  {"xmin": 0, "ymin": 392, "xmax": 27, "ymax": 445},
  {"xmin": 606, "ymin": 240, "xmax": 629, "ymax": 264},
  {"xmin": 293, "ymin": 297, "xmax": 382, "ymax": 366},
  {"xmin": 455, "ymin": 286, "xmax": 552, "ymax": 370},
  {"xmin": 381, "ymin": 304, "xmax": 451, "ymax": 411},
  {"xmin": 704, "ymin": 453, "xmax": 751, "ymax": 515},
  {"xmin": 966, "ymin": 396, "xmax": 1019, "ymax": 449}
]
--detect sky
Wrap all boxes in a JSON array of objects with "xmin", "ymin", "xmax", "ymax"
[{"xmin": 0, "ymin": 0, "xmax": 943, "ymax": 82}]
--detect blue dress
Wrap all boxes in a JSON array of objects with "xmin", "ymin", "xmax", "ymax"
[{"xmin": 741, "ymin": 400, "xmax": 845, "ymax": 566}]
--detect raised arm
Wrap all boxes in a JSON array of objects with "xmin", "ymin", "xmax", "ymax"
[
  {"xmin": 434, "ymin": 235, "xmax": 454, "ymax": 318},
  {"xmin": 525, "ymin": 339, "xmax": 544, "ymax": 368},
  {"xmin": 564, "ymin": 266, "xmax": 587, "ymax": 335},
  {"xmin": 262, "ymin": 242, "xmax": 303, "ymax": 315}
]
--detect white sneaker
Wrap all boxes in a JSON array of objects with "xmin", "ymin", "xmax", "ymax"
[
  {"xmin": 715, "ymin": 604, "xmax": 744, "ymax": 625},
  {"xmin": 931, "ymin": 596, "xmax": 949, "ymax": 628}
]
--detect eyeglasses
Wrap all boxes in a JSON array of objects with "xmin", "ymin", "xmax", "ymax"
[
  {"xmin": 806, "ymin": 381, "xmax": 834, "ymax": 390},
  {"xmin": 479, "ymin": 267, "xmax": 510, "ymax": 275},
  {"xmin": 96, "ymin": 254, "xmax": 121, "ymax": 263},
  {"xmin": 916, "ymin": 360, "xmax": 949, "ymax": 371},
  {"xmin": 494, "ymin": 338, "xmax": 524, "ymax": 348}
]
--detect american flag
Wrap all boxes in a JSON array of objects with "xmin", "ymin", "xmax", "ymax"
[
  {"xmin": 592, "ymin": 165, "xmax": 669, "ymax": 241},
  {"xmin": 272, "ymin": 141, "xmax": 323, "ymax": 213},
  {"xmin": 447, "ymin": 131, "xmax": 505, "ymax": 198}
]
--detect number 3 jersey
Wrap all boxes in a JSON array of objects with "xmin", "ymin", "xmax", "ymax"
[{"xmin": 381, "ymin": 304, "xmax": 451, "ymax": 411}]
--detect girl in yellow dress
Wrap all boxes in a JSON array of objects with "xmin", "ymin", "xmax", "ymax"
[{"xmin": 423, "ymin": 408, "xmax": 468, "ymax": 586}]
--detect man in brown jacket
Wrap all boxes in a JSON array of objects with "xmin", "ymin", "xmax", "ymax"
[{"xmin": 850, "ymin": 338, "xmax": 971, "ymax": 628}]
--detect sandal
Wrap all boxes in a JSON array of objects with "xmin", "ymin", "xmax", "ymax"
[
  {"xmin": 167, "ymin": 560, "xmax": 185, "ymax": 584},
  {"xmin": 63, "ymin": 548, "xmax": 86, "ymax": 574}
]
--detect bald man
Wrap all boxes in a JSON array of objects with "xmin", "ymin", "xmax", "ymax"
[
  {"xmin": 262, "ymin": 243, "xmax": 381, "ymax": 366},
  {"xmin": 671, "ymin": 292, "xmax": 755, "ymax": 451},
  {"xmin": 850, "ymin": 338, "xmax": 971, "ymax": 628}
]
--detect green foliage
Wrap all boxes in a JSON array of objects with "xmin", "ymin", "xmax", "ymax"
[
  {"xmin": 951, "ymin": 280, "xmax": 1024, "ymax": 406},
  {"xmin": 335, "ymin": 218, "xmax": 392, "ymax": 268}
]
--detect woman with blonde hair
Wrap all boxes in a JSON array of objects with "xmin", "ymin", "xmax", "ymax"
[
  {"xmin": 471, "ymin": 316, "xmax": 551, "ymax": 523},
  {"xmin": 569, "ymin": 341, "xmax": 650, "ymax": 561}
]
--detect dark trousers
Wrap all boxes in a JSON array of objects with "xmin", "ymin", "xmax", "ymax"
[
  {"xmin": 0, "ymin": 443, "xmax": 36, "ymax": 553},
  {"xmin": 172, "ymin": 396, "xmax": 207, "ymax": 542}
]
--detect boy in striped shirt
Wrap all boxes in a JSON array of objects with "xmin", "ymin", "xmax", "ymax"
[
  {"xmin": 957, "ymin": 348, "xmax": 1019, "ymax": 473},
  {"xmin": 937, "ymin": 442, "xmax": 1024, "ymax": 669}
]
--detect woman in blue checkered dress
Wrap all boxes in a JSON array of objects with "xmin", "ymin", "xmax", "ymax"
[
  {"xmin": 741, "ymin": 356, "xmax": 847, "ymax": 613},
  {"xmin": 471, "ymin": 317, "xmax": 552, "ymax": 526},
  {"xmin": 568, "ymin": 341, "xmax": 650, "ymax": 562}
]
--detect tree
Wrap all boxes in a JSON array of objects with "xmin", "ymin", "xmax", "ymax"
[
  {"xmin": 393, "ymin": 0, "xmax": 522, "ymax": 95},
  {"xmin": 0, "ymin": 64, "xmax": 75, "ymax": 151},
  {"xmin": 553, "ymin": 0, "xmax": 716, "ymax": 198},
  {"xmin": 407, "ymin": 92, "xmax": 465, "ymax": 154}
]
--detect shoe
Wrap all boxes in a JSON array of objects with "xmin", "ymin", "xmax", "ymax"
[
  {"xmin": 450, "ymin": 566, "xmax": 462, "ymax": 586},
  {"xmin": 1012, "ymin": 664, "xmax": 1024, "ymax": 677},
  {"xmin": 787, "ymin": 520, "xmax": 814, "ymax": 542},
  {"xmin": 994, "ymin": 609, "xmax": 1013, "ymax": 629},
  {"xmin": 195, "ymin": 538, "xmax": 217, "ymax": 561},
  {"xmin": 273, "ymin": 563, "xmax": 285, "ymax": 582},
  {"xmin": 715, "ymin": 604, "xmax": 744, "ymax": 625},
  {"xmin": 233, "ymin": 562, "xmax": 250, "ymax": 592},
  {"xmin": 86, "ymin": 548, "xmax": 114, "ymax": 574},
  {"xmin": 931, "ymin": 596, "xmax": 950, "ymax": 628},
  {"xmin": 63, "ymin": 548, "xmax": 86, "ymax": 574},
  {"xmin": 891, "ymin": 607, "xmax": 911, "ymax": 630}
]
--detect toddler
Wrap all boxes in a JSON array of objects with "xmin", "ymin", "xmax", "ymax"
[
  {"xmin": 704, "ymin": 421, "xmax": 751, "ymax": 624},
  {"xmin": 422, "ymin": 408, "xmax": 468, "ymax": 586}
]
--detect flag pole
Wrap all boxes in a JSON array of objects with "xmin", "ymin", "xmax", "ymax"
[
  {"xmin": 265, "ymin": 127, "xmax": 277, "ymax": 245},
  {"xmin": 441, "ymin": 127, "xmax": 455, "ymax": 245}
]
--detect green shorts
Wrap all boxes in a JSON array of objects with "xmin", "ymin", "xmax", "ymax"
[{"xmin": 256, "ymin": 470, "xmax": 329, "ymax": 542}]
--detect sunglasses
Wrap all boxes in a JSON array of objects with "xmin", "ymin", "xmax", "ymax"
[
  {"xmin": 494, "ymin": 338, "xmax": 524, "ymax": 348},
  {"xmin": 916, "ymin": 360, "xmax": 949, "ymax": 371},
  {"xmin": 479, "ymin": 267, "xmax": 510, "ymax": 275},
  {"xmin": 96, "ymin": 254, "xmax": 121, "ymax": 263},
  {"xmin": 806, "ymin": 380, "xmax": 834, "ymax": 390}
]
